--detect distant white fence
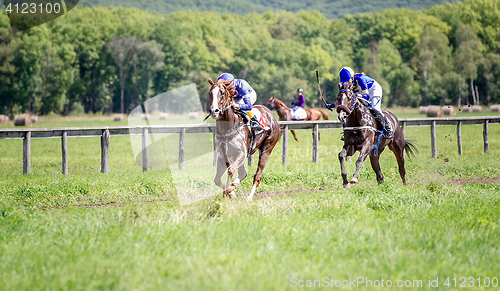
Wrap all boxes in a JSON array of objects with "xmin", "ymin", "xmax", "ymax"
[{"xmin": 1, "ymin": 116, "xmax": 499, "ymax": 175}]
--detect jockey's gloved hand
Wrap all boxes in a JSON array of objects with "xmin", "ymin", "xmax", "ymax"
[{"xmin": 232, "ymin": 103, "xmax": 240, "ymax": 110}]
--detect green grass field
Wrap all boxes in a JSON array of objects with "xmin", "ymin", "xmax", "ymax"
[{"xmin": 1, "ymin": 109, "xmax": 500, "ymax": 290}]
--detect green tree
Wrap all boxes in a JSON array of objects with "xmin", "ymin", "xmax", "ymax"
[{"xmin": 454, "ymin": 23, "xmax": 484, "ymax": 105}]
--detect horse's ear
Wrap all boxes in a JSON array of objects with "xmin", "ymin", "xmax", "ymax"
[
  {"xmin": 338, "ymin": 82, "xmax": 342, "ymax": 90},
  {"xmin": 208, "ymin": 78, "xmax": 214, "ymax": 85}
]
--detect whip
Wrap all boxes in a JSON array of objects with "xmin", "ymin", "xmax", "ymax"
[{"xmin": 316, "ymin": 70, "xmax": 334, "ymax": 111}]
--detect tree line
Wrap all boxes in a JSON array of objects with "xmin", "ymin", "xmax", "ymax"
[
  {"xmin": 0, "ymin": 0, "xmax": 499, "ymax": 116},
  {"xmin": 77, "ymin": 0, "xmax": 459, "ymax": 20}
]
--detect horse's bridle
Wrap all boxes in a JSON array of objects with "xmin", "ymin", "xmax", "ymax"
[
  {"xmin": 267, "ymin": 98, "xmax": 275, "ymax": 110},
  {"xmin": 210, "ymin": 83, "xmax": 233, "ymax": 115},
  {"xmin": 337, "ymin": 89, "xmax": 358, "ymax": 122},
  {"xmin": 210, "ymin": 83, "xmax": 244, "ymax": 136}
]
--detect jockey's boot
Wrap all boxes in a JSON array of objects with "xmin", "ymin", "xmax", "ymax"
[
  {"xmin": 382, "ymin": 115, "xmax": 393, "ymax": 138},
  {"xmin": 374, "ymin": 111, "xmax": 393, "ymax": 139},
  {"xmin": 247, "ymin": 111, "xmax": 263, "ymax": 131}
]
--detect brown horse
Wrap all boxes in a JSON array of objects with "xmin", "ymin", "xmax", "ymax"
[
  {"xmin": 336, "ymin": 82, "xmax": 416, "ymax": 188},
  {"xmin": 208, "ymin": 78, "xmax": 281, "ymax": 199},
  {"xmin": 267, "ymin": 97, "xmax": 329, "ymax": 142}
]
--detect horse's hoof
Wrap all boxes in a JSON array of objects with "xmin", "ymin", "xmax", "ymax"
[
  {"xmin": 344, "ymin": 183, "xmax": 352, "ymax": 189},
  {"xmin": 350, "ymin": 177, "xmax": 358, "ymax": 184},
  {"xmin": 228, "ymin": 191, "xmax": 236, "ymax": 199}
]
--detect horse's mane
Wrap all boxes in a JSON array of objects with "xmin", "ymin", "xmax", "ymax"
[
  {"xmin": 271, "ymin": 97, "xmax": 287, "ymax": 108},
  {"xmin": 212, "ymin": 79, "xmax": 238, "ymax": 100}
]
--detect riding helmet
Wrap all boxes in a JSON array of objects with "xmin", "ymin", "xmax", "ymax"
[
  {"xmin": 339, "ymin": 67, "xmax": 355, "ymax": 83},
  {"xmin": 217, "ymin": 73, "xmax": 235, "ymax": 83},
  {"xmin": 297, "ymin": 88, "xmax": 303, "ymax": 93}
]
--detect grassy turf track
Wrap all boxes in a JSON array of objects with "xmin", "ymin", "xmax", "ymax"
[{"xmin": 0, "ymin": 108, "xmax": 499, "ymax": 290}]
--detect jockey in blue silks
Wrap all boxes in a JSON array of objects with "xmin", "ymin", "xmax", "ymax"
[
  {"xmin": 217, "ymin": 73, "xmax": 261, "ymax": 129},
  {"xmin": 332, "ymin": 67, "xmax": 393, "ymax": 138}
]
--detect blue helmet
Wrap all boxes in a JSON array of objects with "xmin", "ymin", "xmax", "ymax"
[
  {"xmin": 339, "ymin": 67, "xmax": 355, "ymax": 83},
  {"xmin": 217, "ymin": 73, "xmax": 235, "ymax": 83}
]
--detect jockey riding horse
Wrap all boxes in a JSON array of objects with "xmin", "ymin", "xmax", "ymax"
[{"xmin": 208, "ymin": 77, "xmax": 280, "ymax": 199}]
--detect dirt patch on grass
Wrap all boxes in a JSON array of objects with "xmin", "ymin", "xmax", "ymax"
[{"xmin": 446, "ymin": 176, "xmax": 500, "ymax": 186}]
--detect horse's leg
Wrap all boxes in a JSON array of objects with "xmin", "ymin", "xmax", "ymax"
[
  {"xmin": 213, "ymin": 158, "xmax": 227, "ymax": 189},
  {"xmin": 369, "ymin": 153, "xmax": 384, "ymax": 184},
  {"xmin": 350, "ymin": 143, "xmax": 371, "ymax": 184},
  {"xmin": 223, "ymin": 163, "xmax": 236, "ymax": 197},
  {"xmin": 226, "ymin": 165, "xmax": 247, "ymax": 198},
  {"xmin": 338, "ymin": 146, "xmax": 349, "ymax": 188},
  {"xmin": 291, "ymin": 130, "xmax": 299, "ymax": 142},
  {"xmin": 391, "ymin": 142, "xmax": 407, "ymax": 185},
  {"xmin": 248, "ymin": 149, "xmax": 271, "ymax": 200}
]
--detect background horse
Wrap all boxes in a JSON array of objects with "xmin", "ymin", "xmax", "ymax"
[
  {"xmin": 209, "ymin": 78, "xmax": 280, "ymax": 199},
  {"xmin": 336, "ymin": 82, "xmax": 416, "ymax": 188},
  {"xmin": 267, "ymin": 97, "xmax": 329, "ymax": 142}
]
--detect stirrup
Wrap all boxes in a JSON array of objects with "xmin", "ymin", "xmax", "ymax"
[
  {"xmin": 250, "ymin": 120, "xmax": 263, "ymax": 130},
  {"xmin": 383, "ymin": 127, "xmax": 394, "ymax": 138}
]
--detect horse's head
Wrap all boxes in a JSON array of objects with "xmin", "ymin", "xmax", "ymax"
[
  {"xmin": 267, "ymin": 97, "xmax": 276, "ymax": 110},
  {"xmin": 208, "ymin": 78, "xmax": 235, "ymax": 119},
  {"xmin": 336, "ymin": 82, "xmax": 356, "ymax": 124}
]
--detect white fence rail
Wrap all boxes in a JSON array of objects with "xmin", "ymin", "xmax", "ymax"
[{"xmin": 1, "ymin": 116, "xmax": 499, "ymax": 175}]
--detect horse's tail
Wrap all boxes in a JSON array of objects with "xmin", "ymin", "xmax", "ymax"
[
  {"xmin": 404, "ymin": 139, "xmax": 418, "ymax": 161},
  {"xmin": 319, "ymin": 109, "xmax": 329, "ymax": 120}
]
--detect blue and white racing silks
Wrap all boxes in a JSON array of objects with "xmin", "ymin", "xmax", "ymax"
[
  {"xmin": 352, "ymin": 74, "xmax": 383, "ymax": 112},
  {"xmin": 353, "ymin": 74, "xmax": 375, "ymax": 101},
  {"xmin": 233, "ymin": 79, "xmax": 254, "ymax": 111}
]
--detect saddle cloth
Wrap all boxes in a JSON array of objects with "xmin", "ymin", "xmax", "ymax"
[
  {"xmin": 250, "ymin": 108, "xmax": 269, "ymax": 130},
  {"xmin": 290, "ymin": 106, "xmax": 307, "ymax": 120}
]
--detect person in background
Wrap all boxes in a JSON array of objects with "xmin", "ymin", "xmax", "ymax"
[
  {"xmin": 290, "ymin": 88, "xmax": 307, "ymax": 120},
  {"xmin": 292, "ymin": 88, "xmax": 305, "ymax": 109}
]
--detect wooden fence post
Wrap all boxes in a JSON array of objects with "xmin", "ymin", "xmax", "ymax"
[
  {"xmin": 431, "ymin": 121, "xmax": 437, "ymax": 158},
  {"xmin": 248, "ymin": 154, "xmax": 253, "ymax": 166},
  {"xmin": 484, "ymin": 120, "xmax": 489, "ymax": 153},
  {"xmin": 282, "ymin": 125, "xmax": 288, "ymax": 165},
  {"xmin": 457, "ymin": 121, "xmax": 462, "ymax": 156},
  {"xmin": 178, "ymin": 128, "xmax": 185, "ymax": 169},
  {"xmin": 142, "ymin": 127, "xmax": 149, "ymax": 172},
  {"xmin": 401, "ymin": 121, "xmax": 406, "ymax": 137},
  {"xmin": 23, "ymin": 131, "xmax": 31, "ymax": 175},
  {"xmin": 313, "ymin": 123, "xmax": 319, "ymax": 163},
  {"xmin": 61, "ymin": 131, "xmax": 68, "ymax": 175},
  {"xmin": 101, "ymin": 129, "xmax": 110, "ymax": 174},
  {"xmin": 212, "ymin": 131, "xmax": 217, "ymax": 166}
]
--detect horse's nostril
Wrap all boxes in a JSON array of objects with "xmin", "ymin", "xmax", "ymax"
[{"xmin": 214, "ymin": 109, "xmax": 219, "ymax": 113}]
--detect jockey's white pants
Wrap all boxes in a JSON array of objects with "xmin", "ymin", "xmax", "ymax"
[{"xmin": 368, "ymin": 81, "xmax": 383, "ymax": 113}]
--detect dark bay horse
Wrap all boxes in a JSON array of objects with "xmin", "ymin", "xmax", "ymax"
[
  {"xmin": 267, "ymin": 97, "xmax": 329, "ymax": 142},
  {"xmin": 336, "ymin": 83, "xmax": 416, "ymax": 188},
  {"xmin": 208, "ymin": 78, "xmax": 280, "ymax": 199}
]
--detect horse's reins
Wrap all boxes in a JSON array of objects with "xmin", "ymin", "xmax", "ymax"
[
  {"xmin": 207, "ymin": 83, "xmax": 245, "ymax": 137},
  {"xmin": 338, "ymin": 89, "xmax": 387, "ymax": 155},
  {"xmin": 204, "ymin": 83, "xmax": 234, "ymax": 121},
  {"xmin": 339, "ymin": 89, "xmax": 378, "ymax": 132}
]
